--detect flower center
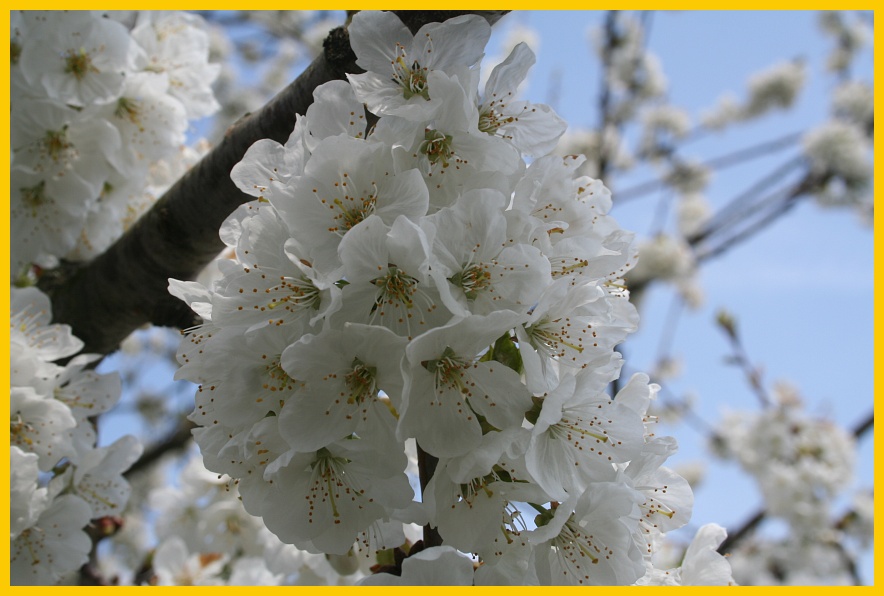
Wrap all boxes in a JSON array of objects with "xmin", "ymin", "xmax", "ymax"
[
  {"xmin": 19, "ymin": 181, "xmax": 47, "ymax": 216},
  {"xmin": 10, "ymin": 415, "xmax": 34, "ymax": 447},
  {"xmin": 557, "ymin": 518, "xmax": 604, "ymax": 569},
  {"xmin": 344, "ymin": 358, "xmax": 377, "ymax": 405},
  {"xmin": 372, "ymin": 265, "xmax": 419, "ymax": 309},
  {"xmin": 263, "ymin": 356, "xmax": 296, "ymax": 393},
  {"xmin": 420, "ymin": 128, "xmax": 454, "ymax": 167},
  {"xmin": 422, "ymin": 346, "xmax": 471, "ymax": 393},
  {"xmin": 42, "ymin": 128, "xmax": 72, "ymax": 162},
  {"xmin": 265, "ymin": 275, "xmax": 322, "ymax": 314},
  {"xmin": 309, "ymin": 448, "xmax": 360, "ymax": 520},
  {"xmin": 479, "ymin": 106, "xmax": 505, "ymax": 134},
  {"xmin": 64, "ymin": 47, "xmax": 97, "ymax": 80},
  {"xmin": 527, "ymin": 320, "xmax": 585, "ymax": 359},
  {"xmin": 330, "ymin": 177, "xmax": 378, "ymax": 234},
  {"xmin": 392, "ymin": 45, "xmax": 430, "ymax": 100},
  {"xmin": 115, "ymin": 97, "xmax": 141, "ymax": 126},
  {"xmin": 449, "ymin": 264, "xmax": 492, "ymax": 300}
]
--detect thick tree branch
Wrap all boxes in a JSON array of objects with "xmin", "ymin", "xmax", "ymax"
[{"xmin": 39, "ymin": 11, "xmax": 509, "ymax": 356}]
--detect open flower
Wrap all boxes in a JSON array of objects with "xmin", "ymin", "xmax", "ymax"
[
  {"xmin": 479, "ymin": 42, "xmax": 566, "ymax": 157},
  {"xmin": 19, "ymin": 12, "xmax": 134, "ymax": 107},
  {"xmin": 399, "ymin": 311, "xmax": 531, "ymax": 458},
  {"xmin": 347, "ymin": 11, "xmax": 490, "ymax": 120}
]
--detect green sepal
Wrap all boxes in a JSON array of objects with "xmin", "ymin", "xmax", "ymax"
[{"xmin": 524, "ymin": 395, "xmax": 545, "ymax": 425}]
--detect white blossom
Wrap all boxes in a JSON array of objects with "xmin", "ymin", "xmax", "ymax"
[
  {"xmin": 18, "ymin": 12, "xmax": 134, "ymax": 107},
  {"xmin": 803, "ymin": 120, "xmax": 872, "ymax": 187},
  {"xmin": 742, "ymin": 60, "xmax": 806, "ymax": 119},
  {"xmin": 10, "ymin": 446, "xmax": 50, "ymax": 539},
  {"xmin": 10, "ymin": 494, "xmax": 93, "ymax": 585},
  {"xmin": 360, "ymin": 546, "xmax": 475, "ymax": 585},
  {"xmin": 152, "ymin": 536, "xmax": 226, "ymax": 586},
  {"xmin": 347, "ymin": 11, "xmax": 490, "ymax": 120},
  {"xmin": 637, "ymin": 524, "xmax": 736, "ymax": 585},
  {"xmin": 530, "ymin": 482, "xmax": 646, "ymax": 585}
]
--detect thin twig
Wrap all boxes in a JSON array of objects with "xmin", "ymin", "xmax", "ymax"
[
  {"xmin": 696, "ymin": 191, "xmax": 800, "ymax": 263},
  {"xmin": 655, "ymin": 293, "xmax": 683, "ymax": 364},
  {"xmin": 616, "ymin": 132, "xmax": 804, "ymax": 203},
  {"xmin": 691, "ymin": 156, "xmax": 803, "ymax": 241},
  {"xmin": 715, "ymin": 509, "xmax": 765, "ymax": 556},
  {"xmin": 124, "ymin": 418, "xmax": 196, "ymax": 479},
  {"xmin": 696, "ymin": 169, "xmax": 829, "ymax": 263},
  {"xmin": 595, "ymin": 11, "xmax": 618, "ymax": 180},
  {"xmin": 724, "ymin": 333, "xmax": 772, "ymax": 408}
]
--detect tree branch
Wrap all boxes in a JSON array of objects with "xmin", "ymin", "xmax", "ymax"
[
  {"xmin": 695, "ymin": 169, "xmax": 830, "ymax": 263},
  {"xmin": 595, "ymin": 11, "xmax": 618, "ymax": 180},
  {"xmin": 616, "ymin": 131, "xmax": 804, "ymax": 203},
  {"xmin": 38, "ymin": 11, "xmax": 509, "ymax": 356},
  {"xmin": 124, "ymin": 418, "xmax": 196, "ymax": 479}
]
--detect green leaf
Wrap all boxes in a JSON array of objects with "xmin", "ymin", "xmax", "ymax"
[{"xmin": 492, "ymin": 333, "xmax": 522, "ymax": 374}]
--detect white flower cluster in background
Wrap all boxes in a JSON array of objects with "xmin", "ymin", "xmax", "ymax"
[
  {"xmin": 712, "ymin": 381, "xmax": 868, "ymax": 585},
  {"xmin": 171, "ymin": 11, "xmax": 721, "ymax": 585},
  {"xmin": 591, "ymin": 15, "xmax": 667, "ymax": 108},
  {"xmin": 625, "ymin": 233, "xmax": 702, "ymax": 309},
  {"xmin": 715, "ymin": 384, "xmax": 855, "ymax": 526},
  {"xmin": 10, "ymin": 10, "xmax": 219, "ymax": 278},
  {"xmin": 701, "ymin": 60, "xmax": 806, "ymax": 130},
  {"xmin": 802, "ymin": 81, "xmax": 873, "ymax": 215},
  {"xmin": 206, "ymin": 11, "xmax": 347, "ymax": 143},
  {"xmin": 10, "ymin": 287, "xmax": 141, "ymax": 585},
  {"xmin": 638, "ymin": 104, "xmax": 691, "ymax": 161},
  {"xmin": 818, "ymin": 11, "xmax": 871, "ymax": 74}
]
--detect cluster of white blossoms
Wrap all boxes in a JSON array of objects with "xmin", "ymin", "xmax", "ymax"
[
  {"xmin": 10, "ymin": 10, "xmax": 219, "ymax": 278},
  {"xmin": 715, "ymin": 383, "xmax": 855, "ymax": 526},
  {"xmin": 8, "ymin": 10, "xmax": 219, "ymax": 585},
  {"xmin": 802, "ymin": 86, "xmax": 873, "ymax": 215},
  {"xmin": 171, "ymin": 11, "xmax": 716, "ymax": 585},
  {"xmin": 103, "ymin": 448, "xmax": 373, "ymax": 586},
  {"xmin": 638, "ymin": 104, "xmax": 691, "ymax": 161},
  {"xmin": 701, "ymin": 60, "xmax": 806, "ymax": 130},
  {"xmin": 818, "ymin": 11, "xmax": 871, "ymax": 74},
  {"xmin": 10, "ymin": 286, "xmax": 142, "ymax": 585}
]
